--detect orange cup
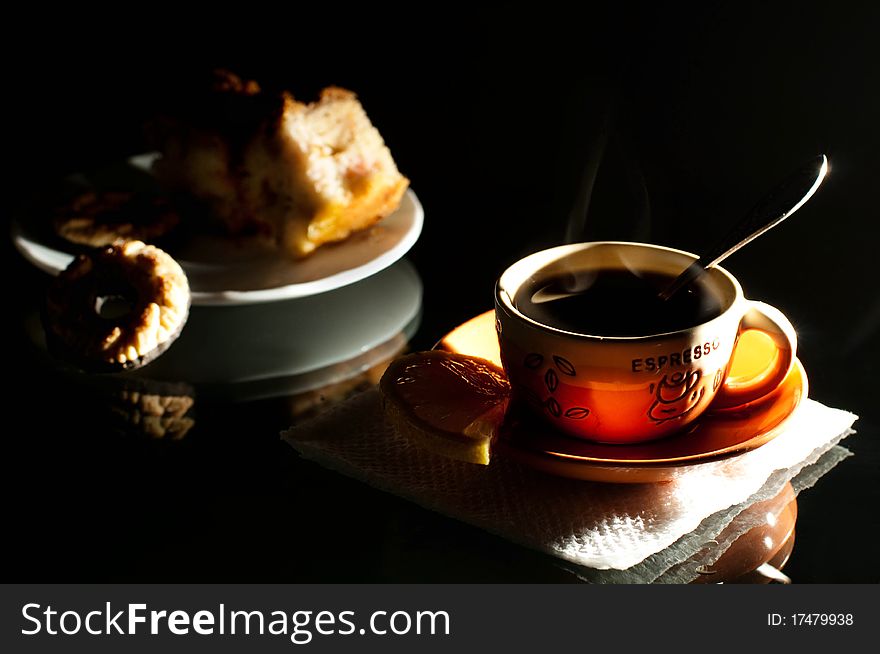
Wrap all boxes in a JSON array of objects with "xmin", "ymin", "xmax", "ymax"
[{"xmin": 494, "ymin": 242, "xmax": 797, "ymax": 444}]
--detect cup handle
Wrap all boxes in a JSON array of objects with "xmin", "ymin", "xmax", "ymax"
[{"xmin": 711, "ymin": 301, "xmax": 797, "ymax": 410}]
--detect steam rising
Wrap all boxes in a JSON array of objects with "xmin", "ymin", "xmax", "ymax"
[
  {"xmin": 564, "ymin": 100, "xmax": 652, "ymax": 246},
  {"xmin": 529, "ymin": 269, "xmax": 599, "ymax": 304}
]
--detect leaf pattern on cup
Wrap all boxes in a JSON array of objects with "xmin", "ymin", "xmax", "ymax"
[
  {"xmin": 553, "ymin": 355, "xmax": 576, "ymax": 376},
  {"xmin": 564, "ymin": 407, "xmax": 590, "ymax": 420},
  {"xmin": 544, "ymin": 368, "xmax": 559, "ymax": 393},
  {"xmin": 520, "ymin": 351, "xmax": 591, "ymax": 424}
]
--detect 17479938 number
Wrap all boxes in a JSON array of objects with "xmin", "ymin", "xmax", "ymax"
[{"xmin": 767, "ymin": 613, "xmax": 854, "ymax": 626}]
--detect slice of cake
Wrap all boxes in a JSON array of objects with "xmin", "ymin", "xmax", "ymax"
[{"xmin": 151, "ymin": 71, "xmax": 409, "ymax": 257}]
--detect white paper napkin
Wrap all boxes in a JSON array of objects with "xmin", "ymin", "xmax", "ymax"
[
  {"xmin": 282, "ymin": 391, "xmax": 856, "ymax": 580},
  {"xmin": 572, "ymin": 444, "xmax": 851, "ymax": 583}
]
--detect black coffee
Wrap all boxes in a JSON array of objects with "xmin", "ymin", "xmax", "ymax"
[{"xmin": 514, "ymin": 269, "xmax": 723, "ymax": 336}]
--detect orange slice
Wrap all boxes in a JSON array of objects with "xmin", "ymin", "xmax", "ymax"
[
  {"xmin": 435, "ymin": 310, "xmax": 501, "ymax": 367},
  {"xmin": 379, "ymin": 351, "xmax": 510, "ymax": 464}
]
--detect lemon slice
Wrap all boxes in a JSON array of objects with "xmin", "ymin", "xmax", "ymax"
[{"xmin": 380, "ymin": 351, "xmax": 509, "ymax": 464}]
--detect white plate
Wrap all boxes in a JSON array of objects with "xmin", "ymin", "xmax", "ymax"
[{"xmin": 12, "ymin": 153, "xmax": 424, "ymax": 306}]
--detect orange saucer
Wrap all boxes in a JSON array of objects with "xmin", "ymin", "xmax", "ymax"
[{"xmin": 437, "ymin": 311, "xmax": 808, "ymax": 483}]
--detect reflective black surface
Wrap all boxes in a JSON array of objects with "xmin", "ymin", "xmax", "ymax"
[{"xmin": 4, "ymin": 4, "xmax": 879, "ymax": 582}]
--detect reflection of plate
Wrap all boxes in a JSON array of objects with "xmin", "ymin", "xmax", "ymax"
[
  {"xmin": 26, "ymin": 258, "xmax": 422, "ymax": 393},
  {"xmin": 223, "ymin": 328, "xmax": 412, "ymax": 404},
  {"xmin": 11, "ymin": 153, "xmax": 424, "ymax": 306},
  {"xmin": 437, "ymin": 311, "xmax": 808, "ymax": 483}
]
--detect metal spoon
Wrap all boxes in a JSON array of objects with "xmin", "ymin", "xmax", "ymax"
[{"xmin": 659, "ymin": 154, "xmax": 829, "ymax": 301}]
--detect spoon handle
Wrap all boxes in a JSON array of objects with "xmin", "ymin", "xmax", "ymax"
[{"xmin": 659, "ymin": 154, "xmax": 828, "ymax": 301}]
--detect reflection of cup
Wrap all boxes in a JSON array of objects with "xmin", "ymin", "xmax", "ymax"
[{"xmin": 495, "ymin": 242, "xmax": 797, "ymax": 444}]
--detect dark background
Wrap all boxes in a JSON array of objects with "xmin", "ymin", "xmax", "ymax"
[{"xmin": 3, "ymin": 3, "xmax": 878, "ymax": 581}]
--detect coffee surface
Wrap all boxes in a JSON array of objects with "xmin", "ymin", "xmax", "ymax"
[{"xmin": 514, "ymin": 269, "xmax": 723, "ymax": 336}]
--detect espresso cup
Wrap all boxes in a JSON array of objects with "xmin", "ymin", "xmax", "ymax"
[{"xmin": 494, "ymin": 242, "xmax": 797, "ymax": 444}]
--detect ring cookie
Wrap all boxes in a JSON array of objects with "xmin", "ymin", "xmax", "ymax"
[{"xmin": 44, "ymin": 241, "xmax": 190, "ymax": 371}]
